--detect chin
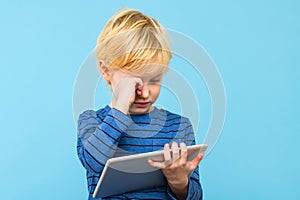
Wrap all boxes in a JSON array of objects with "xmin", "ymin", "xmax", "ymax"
[{"xmin": 129, "ymin": 105, "xmax": 152, "ymax": 115}]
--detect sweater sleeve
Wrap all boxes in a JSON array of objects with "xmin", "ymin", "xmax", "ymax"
[
  {"xmin": 166, "ymin": 118, "xmax": 203, "ymax": 200},
  {"xmin": 76, "ymin": 108, "xmax": 133, "ymax": 174}
]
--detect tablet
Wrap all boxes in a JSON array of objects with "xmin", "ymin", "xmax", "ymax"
[{"xmin": 93, "ymin": 144, "xmax": 208, "ymax": 198}]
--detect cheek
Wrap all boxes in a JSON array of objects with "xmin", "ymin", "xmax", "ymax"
[{"xmin": 150, "ymin": 84, "xmax": 161, "ymax": 99}]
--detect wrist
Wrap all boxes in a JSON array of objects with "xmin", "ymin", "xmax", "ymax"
[
  {"xmin": 167, "ymin": 176, "xmax": 189, "ymax": 191},
  {"xmin": 111, "ymin": 101, "xmax": 128, "ymax": 114},
  {"xmin": 168, "ymin": 178, "xmax": 189, "ymax": 200}
]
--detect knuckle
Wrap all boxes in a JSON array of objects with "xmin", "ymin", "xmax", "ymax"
[{"xmin": 172, "ymin": 141, "xmax": 178, "ymax": 146}]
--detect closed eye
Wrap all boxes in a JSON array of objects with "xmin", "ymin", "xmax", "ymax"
[{"xmin": 149, "ymin": 79, "xmax": 161, "ymax": 83}]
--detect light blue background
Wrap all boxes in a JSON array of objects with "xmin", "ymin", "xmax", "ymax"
[{"xmin": 1, "ymin": 0, "xmax": 299, "ymax": 199}]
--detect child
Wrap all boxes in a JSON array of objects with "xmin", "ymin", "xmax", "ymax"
[{"xmin": 77, "ymin": 8, "xmax": 205, "ymax": 200}]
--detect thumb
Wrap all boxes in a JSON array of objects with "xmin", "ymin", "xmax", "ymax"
[
  {"xmin": 129, "ymin": 92, "xmax": 136, "ymax": 105},
  {"xmin": 188, "ymin": 152, "xmax": 205, "ymax": 171}
]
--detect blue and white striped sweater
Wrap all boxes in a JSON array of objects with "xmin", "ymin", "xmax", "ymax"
[{"xmin": 77, "ymin": 105, "xmax": 203, "ymax": 200}]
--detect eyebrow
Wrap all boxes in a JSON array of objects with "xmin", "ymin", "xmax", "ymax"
[
  {"xmin": 150, "ymin": 74, "xmax": 162, "ymax": 79},
  {"xmin": 133, "ymin": 71, "xmax": 163, "ymax": 80}
]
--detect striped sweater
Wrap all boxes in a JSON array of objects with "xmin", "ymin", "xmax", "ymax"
[{"xmin": 77, "ymin": 105, "xmax": 203, "ymax": 200}]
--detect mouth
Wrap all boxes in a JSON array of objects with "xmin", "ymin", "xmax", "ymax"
[{"xmin": 134, "ymin": 102, "xmax": 150, "ymax": 108}]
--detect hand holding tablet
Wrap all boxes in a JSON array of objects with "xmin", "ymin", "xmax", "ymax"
[
  {"xmin": 93, "ymin": 144, "xmax": 208, "ymax": 198},
  {"xmin": 148, "ymin": 142, "xmax": 206, "ymax": 196}
]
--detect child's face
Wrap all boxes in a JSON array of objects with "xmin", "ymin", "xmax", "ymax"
[
  {"xmin": 129, "ymin": 72, "xmax": 162, "ymax": 115},
  {"xmin": 110, "ymin": 68, "xmax": 163, "ymax": 115}
]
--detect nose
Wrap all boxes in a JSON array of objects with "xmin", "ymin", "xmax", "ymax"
[{"xmin": 137, "ymin": 84, "xmax": 149, "ymax": 98}]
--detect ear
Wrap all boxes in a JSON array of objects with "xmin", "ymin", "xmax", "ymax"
[{"xmin": 99, "ymin": 60, "xmax": 111, "ymax": 84}]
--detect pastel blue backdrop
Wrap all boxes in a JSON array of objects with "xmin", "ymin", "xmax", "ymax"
[{"xmin": 0, "ymin": 0, "xmax": 299, "ymax": 199}]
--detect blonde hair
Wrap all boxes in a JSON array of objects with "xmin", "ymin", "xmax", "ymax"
[{"xmin": 96, "ymin": 8, "xmax": 172, "ymax": 74}]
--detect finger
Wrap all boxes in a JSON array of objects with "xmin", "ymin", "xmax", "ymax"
[
  {"xmin": 163, "ymin": 143, "xmax": 172, "ymax": 167},
  {"xmin": 129, "ymin": 92, "xmax": 136, "ymax": 105},
  {"xmin": 128, "ymin": 78, "xmax": 143, "ymax": 104},
  {"xmin": 179, "ymin": 142, "xmax": 187, "ymax": 166},
  {"xmin": 136, "ymin": 89, "xmax": 142, "ymax": 96},
  {"xmin": 133, "ymin": 77, "xmax": 144, "ymax": 96},
  {"xmin": 133, "ymin": 77, "xmax": 143, "ymax": 89},
  {"xmin": 188, "ymin": 152, "xmax": 205, "ymax": 171},
  {"xmin": 147, "ymin": 159, "xmax": 165, "ymax": 169},
  {"xmin": 171, "ymin": 142, "xmax": 180, "ymax": 163},
  {"xmin": 112, "ymin": 76, "xmax": 135, "ymax": 96}
]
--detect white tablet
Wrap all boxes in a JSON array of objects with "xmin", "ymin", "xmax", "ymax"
[{"xmin": 93, "ymin": 144, "xmax": 208, "ymax": 198}]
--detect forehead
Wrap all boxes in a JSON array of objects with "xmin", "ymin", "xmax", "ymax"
[
  {"xmin": 129, "ymin": 63, "xmax": 166, "ymax": 77},
  {"xmin": 128, "ymin": 70, "xmax": 163, "ymax": 80}
]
